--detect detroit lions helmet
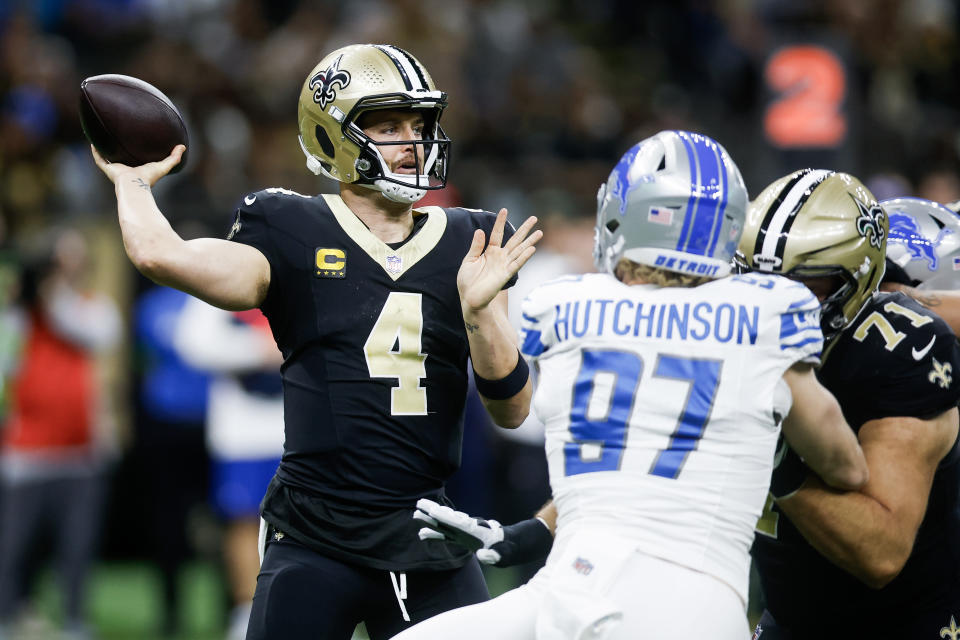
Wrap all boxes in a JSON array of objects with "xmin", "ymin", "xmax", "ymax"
[
  {"xmin": 594, "ymin": 130, "xmax": 748, "ymax": 278},
  {"xmin": 883, "ymin": 197, "xmax": 960, "ymax": 290},
  {"xmin": 297, "ymin": 44, "xmax": 450, "ymax": 204},
  {"xmin": 735, "ymin": 169, "xmax": 886, "ymax": 342}
]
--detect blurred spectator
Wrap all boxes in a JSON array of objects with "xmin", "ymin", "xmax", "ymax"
[
  {"xmin": 128, "ymin": 281, "xmax": 211, "ymax": 637},
  {"xmin": 918, "ymin": 168, "xmax": 960, "ymax": 205},
  {"xmin": 0, "ymin": 228, "xmax": 120, "ymax": 639},
  {"xmin": 173, "ymin": 297, "xmax": 284, "ymax": 640}
]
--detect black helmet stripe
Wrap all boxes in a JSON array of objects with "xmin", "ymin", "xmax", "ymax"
[
  {"xmin": 754, "ymin": 169, "xmax": 833, "ymax": 267},
  {"xmin": 753, "ymin": 169, "xmax": 811, "ymax": 259},
  {"xmin": 773, "ymin": 170, "xmax": 832, "ymax": 259},
  {"xmin": 374, "ymin": 45, "xmax": 414, "ymax": 90},
  {"xmin": 392, "ymin": 46, "xmax": 428, "ymax": 89}
]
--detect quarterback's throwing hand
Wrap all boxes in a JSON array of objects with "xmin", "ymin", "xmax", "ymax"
[{"xmin": 414, "ymin": 498, "xmax": 554, "ymax": 567}]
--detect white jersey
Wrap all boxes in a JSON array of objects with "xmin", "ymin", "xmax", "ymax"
[{"xmin": 520, "ymin": 272, "xmax": 822, "ymax": 602}]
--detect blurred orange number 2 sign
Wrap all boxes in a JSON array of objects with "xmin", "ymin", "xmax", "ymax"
[{"xmin": 764, "ymin": 45, "xmax": 847, "ymax": 148}]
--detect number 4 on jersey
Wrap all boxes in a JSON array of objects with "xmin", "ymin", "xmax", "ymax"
[{"xmin": 363, "ymin": 292, "xmax": 428, "ymax": 415}]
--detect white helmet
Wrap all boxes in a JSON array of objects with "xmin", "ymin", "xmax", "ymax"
[
  {"xmin": 883, "ymin": 197, "xmax": 960, "ymax": 290},
  {"xmin": 594, "ymin": 130, "xmax": 747, "ymax": 278}
]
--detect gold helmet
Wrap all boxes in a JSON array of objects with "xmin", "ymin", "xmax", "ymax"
[
  {"xmin": 297, "ymin": 44, "xmax": 450, "ymax": 204},
  {"xmin": 735, "ymin": 169, "xmax": 887, "ymax": 342}
]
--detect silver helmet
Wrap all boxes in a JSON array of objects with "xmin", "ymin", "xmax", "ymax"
[
  {"xmin": 594, "ymin": 130, "xmax": 747, "ymax": 278},
  {"xmin": 883, "ymin": 197, "xmax": 960, "ymax": 290}
]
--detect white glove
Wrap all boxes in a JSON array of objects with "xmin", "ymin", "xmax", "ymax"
[{"xmin": 414, "ymin": 498, "xmax": 506, "ymax": 564}]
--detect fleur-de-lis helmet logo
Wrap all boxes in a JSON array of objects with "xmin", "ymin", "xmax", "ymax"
[
  {"xmin": 853, "ymin": 196, "xmax": 887, "ymax": 250},
  {"xmin": 309, "ymin": 55, "xmax": 351, "ymax": 110}
]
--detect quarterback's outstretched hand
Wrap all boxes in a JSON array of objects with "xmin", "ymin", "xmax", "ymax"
[
  {"xmin": 414, "ymin": 498, "xmax": 554, "ymax": 567},
  {"xmin": 457, "ymin": 209, "xmax": 541, "ymax": 313},
  {"xmin": 91, "ymin": 144, "xmax": 185, "ymax": 187}
]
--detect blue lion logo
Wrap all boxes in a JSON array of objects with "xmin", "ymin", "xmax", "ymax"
[
  {"xmin": 888, "ymin": 211, "xmax": 952, "ymax": 270},
  {"xmin": 610, "ymin": 143, "xmax": 643, "ymax": 214},
  {"xmin": 309, "ymin": 55, "xmax": 351, "ymax": 110}
]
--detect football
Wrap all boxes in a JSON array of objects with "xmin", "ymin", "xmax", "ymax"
[{"xmin": 79, "ymin": 74, "xmax": 188, "ymax": 171}]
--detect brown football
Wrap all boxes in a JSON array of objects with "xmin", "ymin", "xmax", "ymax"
[{"xmin": 79, "ymin": 74, "xmax": 188, "ymax": 171}]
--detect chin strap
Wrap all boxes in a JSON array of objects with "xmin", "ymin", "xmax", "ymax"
[{"xmin": 372, "ymin": 178, "xmax": 426, "ymax": 204}]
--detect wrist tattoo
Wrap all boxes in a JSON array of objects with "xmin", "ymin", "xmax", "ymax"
[
  {"xmin": 133, "ymin": 178, "xmax": 150, "ymax": 190},
  {"xmin": 465, "ymin": 322, "xmax": 480, "ymax": 334}
]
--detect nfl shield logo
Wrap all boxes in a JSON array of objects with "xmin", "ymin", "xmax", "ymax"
[
  {"xmin": 386, "ymin": 254, "xmax": 403, "ymax": 274},
  {"xmin": 953, "ymin": 256, "xmax": 960, "ymax": 271}
]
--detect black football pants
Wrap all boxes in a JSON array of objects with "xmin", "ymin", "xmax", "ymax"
[{"xmin": 245, "ymin": 533, "xmax": 489, "ymax": 640}]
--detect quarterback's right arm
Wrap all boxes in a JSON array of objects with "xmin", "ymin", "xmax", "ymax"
[
  {"xmin": 779, "ymin": 363, "xmax": 869, "ymax": 491},
  {"xmin": 93, "ymin": 145, "xmax": 270, "ymax": 311}
]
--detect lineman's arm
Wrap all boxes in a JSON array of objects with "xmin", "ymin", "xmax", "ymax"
[
  {"xmin": 780, "ymin": 362, "xmax": 869, "ymax": 490},
  {"xmin": 458, "ymin": 209, "xmax": 541, "ymax": 427},
  {"xmin": 879, "ymin": 284, "xmax": 960, "ymax": 338},
  {"xmin": 777, "ymin": 407, "xmax": 958, "ymax": 589},
  {"xmin": 93, "ymin": 145, "xmax": 270, "ymax": 311}
]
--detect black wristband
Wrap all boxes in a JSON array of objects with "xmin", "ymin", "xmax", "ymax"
[
  {"xmin": 770, "ymin": 441, "xmax": 809, "ymax": 500},
  {"xmin": 473, "ymin": 351, "xmax": 529, "ymax": 400},
  {"xmin": 492, "ymin": 517, "xmax": 554, "ymax": 567}
]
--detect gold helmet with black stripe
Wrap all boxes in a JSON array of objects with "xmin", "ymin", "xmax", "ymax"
[
  {"xmin": 297, "ymin": 43, "xmax": 450, "ymax": 204},
  {"xmin": 734, "ymin": 169, "xmax": 886, "ymax": 342}
]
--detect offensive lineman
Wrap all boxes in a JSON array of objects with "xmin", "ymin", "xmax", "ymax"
[
  {"xmin": 394, "ymin": 131, "xmax": 867, "ymax": 639},
  {"xmin": 91, "ymin": 44, "xmax": 541, "ymax": 639},
  {"xmin": 738, "ymin": 171, "xmax": 960, "ymax": 638}
]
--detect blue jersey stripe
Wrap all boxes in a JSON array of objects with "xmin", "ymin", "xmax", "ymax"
[
  {"xmin": 780, "ymin": 335, "xmax": 823, "ymax": 351},
  {"xmin": 521, "ymin": 329, "xmax": 546, "ymax": 357},
  {"xmin": 779, "ymin": 310, "xmax": 821, "ymax": 340}
]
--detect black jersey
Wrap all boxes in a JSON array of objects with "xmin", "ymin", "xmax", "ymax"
[
  {"xmin": 227, "ymin": 189, "xmax": 516, "ymax": 571},
  {"xmin": 752, "ymin": 291, "xmax": 960, "ymax": 637}
]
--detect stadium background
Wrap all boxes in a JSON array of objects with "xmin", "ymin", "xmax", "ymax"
[{"xmin": 0, "ymin": 0, "xmax": 958, "ymax": 638}]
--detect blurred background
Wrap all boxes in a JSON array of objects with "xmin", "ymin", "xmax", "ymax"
[{"xmin": 0, "ymin": 0, "xmax": 958, "ymax": 638}]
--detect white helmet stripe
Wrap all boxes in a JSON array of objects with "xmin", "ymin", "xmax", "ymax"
[
  {"xmin": 377, "ymin": 45, "xmax": 426, "ymax": 91},
  {"xmin": 757, "ymin": 169, "xmax": 833, "ymax": 267}
]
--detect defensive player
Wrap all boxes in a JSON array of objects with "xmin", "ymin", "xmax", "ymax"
[
  {"xmin": 393, "ymin": 131, "xmax": 867, "ymax": 639},
  {"xmin": 736, "ymin": 171, "xmax": 960, "ymax": 638},
  {"xmin": 91, "ymin": 44, "xmax": 541, "ymax": 640},
  {"xmin": 881, "ymin": 196, "xmax": 960, "ymax": 332}
]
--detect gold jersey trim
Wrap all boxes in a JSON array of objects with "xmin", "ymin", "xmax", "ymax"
[{"xmin": 322, "ymin": 194, "xmax": 447, "ymax": 281}]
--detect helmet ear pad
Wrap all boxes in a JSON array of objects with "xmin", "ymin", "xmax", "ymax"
[{"xmin": 314, "ymin": 125, "xmax": 336, "ymax": 158}]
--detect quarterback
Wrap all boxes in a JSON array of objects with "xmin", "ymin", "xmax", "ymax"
[
  {"xmin": 92, "ymin": 44, "xmax": 540, "ymax": 639},
  {"xmin": 393, "ymin": 131, "xmax": 867, "ymax": 639}
]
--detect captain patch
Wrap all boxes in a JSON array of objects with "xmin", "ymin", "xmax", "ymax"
[{"xmin": 315, "ymin": 247, "xmax": 346, "ymax": 278}]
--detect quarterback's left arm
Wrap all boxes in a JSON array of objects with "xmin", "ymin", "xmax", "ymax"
[
  {"xmin": 776, "ymin": 407, "xmax": 959, "ymax": 589},
  {"xmin": 458, "ymin": 209, "xmax": 541, "ymax": 427}
]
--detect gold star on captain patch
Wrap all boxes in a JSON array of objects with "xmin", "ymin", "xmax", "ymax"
[{"xmin": 929, "ymin": 358, "xmax": 953, "ymax": 389}]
